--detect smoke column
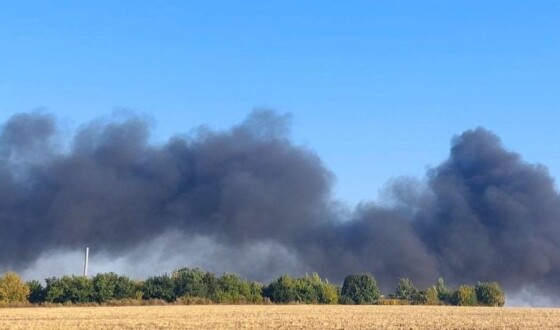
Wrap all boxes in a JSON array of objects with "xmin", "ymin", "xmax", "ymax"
[{"xmin": 1, "ymin": 111, "xmax": 560, "ymax": 299}]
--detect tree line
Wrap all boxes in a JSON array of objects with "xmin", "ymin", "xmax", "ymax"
[{"xmin": 0, "ymin": 268, "xmax": 505, "ymax": 306}]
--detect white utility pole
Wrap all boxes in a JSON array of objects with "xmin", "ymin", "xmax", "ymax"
[{"xmin": 83, "ymin": 247, "xmax": 89, "ymax": 277}]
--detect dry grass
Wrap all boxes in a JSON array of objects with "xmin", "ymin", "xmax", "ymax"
[{"xmin": 1, "ymin": 305, "xmax": 559, "ymax": 329}]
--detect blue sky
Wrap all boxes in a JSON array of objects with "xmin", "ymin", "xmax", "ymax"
[{"xmin": 1, "ymin": 1, "xmax": 559, "ymax": 205}]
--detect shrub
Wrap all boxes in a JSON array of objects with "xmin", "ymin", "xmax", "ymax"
[
  {"xmin": 26, "ymin": 280, "xmax": 45, "ymax": 304},
  {"xmin": 92, "ymin": 273, "xmax": 137, "ymax": 303},
  {"xmin": 394, "ymin": 278, "xmax": 418, "ymax": 302},
  {"xmin": 339, "ymin": 273, "xmax": 380, "ymax": 304},
  {"xmin": 0, "ymin": 272, "xmax": 30, "ymax": 303},
  {"xmin": 45, "ymin": 276, "xmax": 94, "ymax": 304},
  {"xmin": 435, "ymin": 277, "xmax": 453, "ymax": 304},
  {"xmin": 475, "ymin": 282, "xmax": 505, "ymax": 307},
  {"xmin": 172, "ymin": 268, "xmax": 209, "ymax": 299},
  {"xmin": 452, "ymin": 285, "xmax": 477, "ymax": 306},
  {"xmin": 142, "ymin": 274, "xmax": 176, "ymax": 302},
  {"xmin": 424, "ymin": 287, "xmax": 440, "ymax": 305},
  {"xmin": 294, "ymin": 273, "xmax": 338, "ymax": 304},
  {"xmin": 263, "ymin": 274, "xmax": 338, "ymax": 304},
  {"xmin": 213, "ymin": 273, "xmax": 263, "ymax": 303},
  {"xmin": 93, "ymin": 273, "xmax": 118, "ymax": 303},
  {"xmin": 263, "ymin": 275, "xmax": 296, "ymax": 303}
]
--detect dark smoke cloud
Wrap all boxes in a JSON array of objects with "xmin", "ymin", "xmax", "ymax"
[
  {"xmin": 416, "ymin": 129, "xmax": 560, "ymax": 292},
  {"xmin": 1, "ymin": 111, "xmax": 560, "ymax": 298}
]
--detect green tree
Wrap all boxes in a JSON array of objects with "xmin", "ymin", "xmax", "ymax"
[
  {"xmin": 68, "ymin": 276, "xmax": 94, "ymax": 303},
  {"xmin": 452, "ymin": 285, "xmax": 477, "ymax": 306},
  {"xmin": 263, "ymin": 275, "xmax": 296, "ymax": 303},
  {"xmin": 113, "ymin": 275, "xmax": 137, "ymax": 300},
  {"xmin": 307, "ymin": 274, "xmax": 338, "ymax": 304},
  {"xmin": 294, "ymin": 273, "xmax": 338, "ymax": 304},
  {"xmin": 26, "ymin": 280, "xmax": 45, "ymax": 304},
  {"xmin": 339, "ymin": 273, "xmax": 380, "ymax": 304},
  {"xmin": 263, "ymin": 273, "xmax": 338, "ymax": 304},
  {"xmin": 93, "ymin": 273, "xmax": 119, "ymax": 303},
  {"xmin": 424, "ymin": 287, "xmax": 440, "ymax": 305},
  {"xmin": 0, "ymin": 272, "xmax": 30, "ymax": 303},
  {"xmin": 412, "ymin": 287, "xmax": 439, "ymax": 305},
  {"xmin": 45, "ymin": 276, "xmax": 94, "ymax": 304},
  {"xmin": 394, "ymin": 278, "xmax": 418, "ymax": 302},
  {"xmin": 92, "ymin": 272, "xmax": 136, "ymax": 302},
  {"xmin": 45, "ymin": 277, "xmax": 64, "ymax": 303},
  {"xmin": 172, "ymin": 268, "xmax": 208, "ymax": 298},
  {"xmin": 435, "ymin": 277, "xmax": 452, "ymax": 304},
  {"xmin": 142, "ymin": 274, "xmax": 176, "ymax": 302},
  {"xmin": 475, "ymin": 282, "xmax": 505, "ymax": 307},
  {"xmin": 202, "ymin": 272, "xmax": 219, "ymax": 299},
  {"xmin": 213, "ymin": 273, "xmax": 262, "ymax": 303}
]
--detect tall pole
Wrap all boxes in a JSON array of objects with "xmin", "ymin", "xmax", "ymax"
[{"xmin": 83, "ymin": 247, "xmax": 89, "ymax": 277}]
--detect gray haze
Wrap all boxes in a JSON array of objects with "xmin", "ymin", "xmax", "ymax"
[{"xmin": 1, "ymin": 111, "xmax": 560, "ymax": 301}]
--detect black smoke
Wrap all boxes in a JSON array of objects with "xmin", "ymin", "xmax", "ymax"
[{"xmin": 1, "ymin": 111, "xmax": 560, "ymax": 297}]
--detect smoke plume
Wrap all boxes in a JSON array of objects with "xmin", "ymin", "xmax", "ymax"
[{"xmin": 1, "ymin": 111, "xmax": 560, "ymax": 300}]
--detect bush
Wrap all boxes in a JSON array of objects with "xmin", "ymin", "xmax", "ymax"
[
  {"xmin": 452, "ymin": 285, "xmax": 477, "ymax": 306},
  {"xmin": 213, "ymin": 273, "xmax": 263, "ymax": 303},
  {"xmin": 26, "ymin": 280, "xmax": 45, "ymax": 304},
  {"xmin": 394, "ymin": 278, "xmax": 418, "ymax": 302},
  {"xmin": 339, "ymin": 273, "xmax": 380, "ymax": 304},
  {"xmin": 142, "ymin": 274, "xmax": 176, "ymax": 302},
  {"xmin": 263, "ymin": 274, "xmax": 338, "ymax": 304},
  {"xmin": 93, "ymin": 273, "xmax": 118, "ymax": 303},
  {"xmin": 294, "ymin": 273, "xmax": 338, "ymax": 304},
  {"xmin": 475, "ymin": 282, "xmax": 505, "ymax": 307},
  {"xmin": 93, "ymin": 273, "xmax": 137, "ymax": 303},
  {"xmin": 435, "ymin": 277, "xmax": 453, "ymax": 304},
  {"xmin": 0, "ymin": 269, "xmax": 507, "ymax": 307},
  {"xmin": 411, "ymin": 287, "xmax": 440, "ymax": 305},
  {"xmin": 45, "ymin": 276, "xmax": 94, "ymax": 304},
  {"xmin": 263, "ymin": 275, "xmax": 296, "ymax": 303},
  {"xmin": 424, "ymin": 287, "xmax": 440, "ymax": 305},
  {"xmin": 172, "ymin": 268, "xmax": 209, "ymax": 299},
  {"xmin": 0, "ymin": 272, "xmax": 30, "ymax": 303}
]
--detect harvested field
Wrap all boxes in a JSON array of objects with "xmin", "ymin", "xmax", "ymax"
[{"xmin": 1, "ymin": 305, "xmax": 559, "ymax": 329}]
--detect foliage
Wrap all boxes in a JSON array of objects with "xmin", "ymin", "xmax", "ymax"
[
  {"xmin": 339, "ymin": 273, "xmax": 380, "ymax": 304},
  {"xmin": 0, "ymin": 272, "xmax": 30, "ymax": 303},
  {"xmin": 263, "ymin": 273, "xmax": 338, "ymax": 304},
  {"xmin": 213, "ymin": 273, "xmax": 263, "ymax": 303},
  {"xmin": 172, "ymin": 268, "xmax": 208, "ymax": 299},
  {"xmin": 452, "ymin": 285, "xmax": 477, "ymax": 306},
  {"xmin": 292, "ymin": 273, "xmax": 338, "ymax": 304},
  {"xmin": 115, "ymin": 276, "xmax": 139, "ymax": 300},
  {"xmin": 412, "ymin": 287, "xmax": 440, "ymax": 305},
  {"xmin": 424, "ymin": 287, "xmax": 440, "ymax": 305},
  {"xmin": 435, "ymin": 277, "xmax": 453, "ymax": 304},
  {"xmin": 263, "ymin": 275, "xmax": 296, "ymax": 303},
  {"xmin": 202, "ymin": 272, "xmax": 219, "ymax": 299},
  {"xmin": 0, "ymin": 267, "xmax": 505, "ymax": 307},
  {"xmin": 26, "ymin": 280, "xmax": 45, "ymax": 304},
  {"xmin": 475, "ymin": 282, "xmax": 505, "ymax": 307},
  {"xmin": 93, "ymin": 273, "xmax": 137, "ymax": 303},
  {"xmin": 45, "ymin": 275, "xmax": 94, "ymax": 303},
  {"xmin": 394, "ymin": 278, "xmax": 418, "ymax": 302},
  {"xmin": 142, "ymin": 274, "xmax": 175, "ymax": 302}
]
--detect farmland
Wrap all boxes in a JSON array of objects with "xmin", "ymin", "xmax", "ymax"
[{"xmin": 1, "ymin": 305, "xmax": 559, "ymax": 329}]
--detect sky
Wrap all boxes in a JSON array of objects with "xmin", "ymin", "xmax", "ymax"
[{"xmin": 1, "ymin": 1, "xmax": 559, "ymax": 206}]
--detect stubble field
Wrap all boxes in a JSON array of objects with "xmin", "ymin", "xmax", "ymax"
[{"xmin": 1, "ymin": 305, "xmax": 559, "ymax": 329}]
